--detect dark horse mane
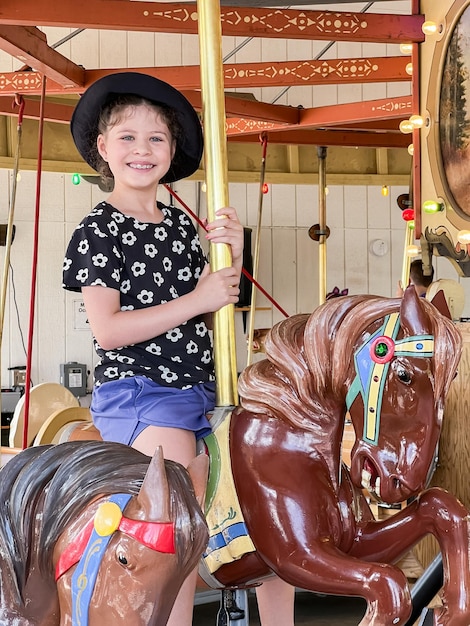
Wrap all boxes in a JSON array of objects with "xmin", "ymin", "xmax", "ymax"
[
  {"xmin": 239, "ymin": 294, "xmax": 462, "ymax": 437},
  {"xmin": 0, "ymin": 440, "xmax": 206, "ymax": 604}
]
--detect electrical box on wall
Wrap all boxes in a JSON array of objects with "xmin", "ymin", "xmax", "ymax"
[{"xmin": 60, "ymin": 362, "xmax": 87, "ymax": 397}]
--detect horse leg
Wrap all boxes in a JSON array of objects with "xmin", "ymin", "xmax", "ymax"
[{"xmin": 351, "ymin": 488, "xmax": 470, "ymax": 625}]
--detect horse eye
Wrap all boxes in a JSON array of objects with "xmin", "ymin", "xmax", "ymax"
[
  {"xmin": 396, "ymin": 365, "xmax": 411, "ymax": 384},
  {"xmin": 117, "ymin": 551, "xmax": 129, "ymax": 566}
]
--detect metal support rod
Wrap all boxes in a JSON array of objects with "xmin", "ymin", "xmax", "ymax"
[
  {"xmin": 318, "ymin": 146, "xmax": 327, "ymax": 305},
  {"xmin": 404, "ymin": 554, "xmax": 443, "ymax": 625},
  {"xmin": 246, "ymin": 134, "xmax": 268, "ymax": 368},
  {"xmin": 197, "ymin": 0, "xmax": 238, "ymax": 407}
]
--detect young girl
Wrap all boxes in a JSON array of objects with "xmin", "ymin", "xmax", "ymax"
[{"xmin": 63, "ymin": 72, "xmax": 294, "ymax": 625}]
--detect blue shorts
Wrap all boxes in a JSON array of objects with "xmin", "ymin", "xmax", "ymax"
[{"xmin": 90, "ymin": 377, "xmax": 215, "ymax": 445}]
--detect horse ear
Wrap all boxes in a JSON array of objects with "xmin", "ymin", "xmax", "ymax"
[
  {"xmin": 400, "ymin": 285, "xmax": 432, "ymax": 335},
  {"xmin": 187, "ymin": 454, "xmax": 209, "ymax": 509},
  {"xmin": 132, "ymin": 446, "xmax": 171, "ymax": 522},
  {"xmin": 429, "ymin": 289, "xmax": 452, "ymax": 320}
]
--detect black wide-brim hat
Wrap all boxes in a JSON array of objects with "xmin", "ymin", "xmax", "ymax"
[{"xmin": 70, "ymin": 72, "xmax": 203, "ymax": 183}]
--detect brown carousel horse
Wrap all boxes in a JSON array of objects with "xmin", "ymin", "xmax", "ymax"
[
  {"xmin": 0, "ymin": 440, "xmax": 208, "ymax": 626},
  {"xmin": 200, "ymin": 286, "xmax": 470, "ymax": 626}
]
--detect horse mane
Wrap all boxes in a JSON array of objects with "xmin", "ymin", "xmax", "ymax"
[
  {"xmin": 239, "ymin": 295, "xmax": 462, "ymax": 436},
  {"xmin": 0, "ymin": 441, "xmax": 207, "ymax": 602}
]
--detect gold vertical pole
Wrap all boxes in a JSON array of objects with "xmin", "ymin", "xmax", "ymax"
[
  {"xmin": 318, "ymin": 146, "xmax": 327, "ymax": 305},
  {"xmin": 401, "ymin": 224, "xmax": 414, "ymax": 291},
  {"xmin": 197, "ymin": 0, "xmax": 238, "ymax": 407}
]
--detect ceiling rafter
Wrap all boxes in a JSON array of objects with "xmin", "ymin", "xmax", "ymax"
[
  {"xmin": 0, "ymin": 26, "xmax": 84, "ymax": 88},
  {"xmin": 0, "ymin": 1, "xmax": 424, "ymax": 43},
  {"xmin": 0, "ymin": 2, "xmax": 418, "ymax": 180},
  {"xmin": 0, "ymin": 56, "xmax": 411, "ymax": 96}
]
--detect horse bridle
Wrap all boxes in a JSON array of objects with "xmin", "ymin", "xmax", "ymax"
[
  {"xmin": 55, "ymin": 493, "xmax": 175, "ymax": 626},
  {"xmin": 345, "ymin": 313, "xmax": 434, "ymax": 445}
]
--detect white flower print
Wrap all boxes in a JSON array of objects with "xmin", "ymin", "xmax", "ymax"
[
  {"xmin": 153, "ymin": 272, "xmax": 164, "ymax": 287},
  {"xmin": 117, "ymin": 355, "xmax": 134, "ymax": 364},
  {"xmin": 195, "ymin": 322, "xmax": 207, "ymax": 337},
  {"xmin": 108, "ymin": 222, "xmax": 118, "ymax": 236},
  {"xmin": 89, "ymin": 222, "xmax": 107, "ymax": 238},
  {"xmin": 158, "ymin": 366, "xmax": 178, "ymax": 383},
  {"xmin": 191, "ymin": 237, "xmax": 201, "ymax": 252},
  {"xmin": 171, "ymin": 355, "xmax": 182, "ymax": 363},
  {"xmin": 201, "ymin": 349, "xmax": 212, "ymax": 364},
  {"xmin": 92, "ymin": 253, "xmax": 108, "ymax": 267},
  {"xmin": 144, "ymin": 243, "xmax": 158, "ymax": 258},
  {"xmin": 119, "ymin": 370, "xmax": 134, "ymax": 378},
  {"xmin": 133, "ymin": 220, "xmax": 148, "ymax": 231},
  {"xmin": 186, "ymin": 340, "xmax": 198, "ymax": 354},
  {"xmin": 162, "ymin": 257, "xmax": 172, "ymax": 272},
  {"xmin": 121, "ymin": 279, "xmax": 131, "ymax": 294},
  {"xmin": 146, "ymin": 343, "xmax": 162, "ymax": 355},
  {"xmin": 137, "ymin": 290, "xmax": 154, "ymax": 305},
  {"xmin": 91, "ymin": 278, "xmax": 107, "ymax": 287},
  {"xmin": 104, "ymin": 366, "xmax": 119, "ymax": 378},
  {"xmin": 194, "ymin": 266, "xmax": 202, "ymax": 279},
  {"xmin": 63, "ymin": 258, "xmax": 72, "ymax": 271},
  {"xmin": 112, "ymin": 245, "xmax": 121, "ymax": 258},
  {"xmin": 172, "ymin": 240, "xmax": 184, "ymax": 254},
  {"xmin": 76, "ymin": 268, "xmax": 89, "ymax": 283},
  {"xmin": 106, "ymin": 351, "xmax": 119, "ymax": 361},
  {"xmin": 78, "ymin": 239, "xmax": 90, "ymax": 254},
  {"xmin": 111, "ymin": 211, "xmax": 125, "ymax": 223},
  {"xmin": 121, "ymin": 305, "xmax": 134, "ymax": 311},
  {"xmin": 177, "ymin": 267, "xmax": 191, "ymax": 281},
  {"xmin": 122, "ymin": 231, "xmax": 137, "ymax": 246},
  {"xmin": 169, "ymin": 286, "xmax": 178, "ymax": 299},
  {"xmin": 154, "ymin": 226, "xmax": 168, "ymax": 242},
  {"xmin": 166, "ymin": 328, "xmax": 183, "ymax": 342},
  {"xmin": 178, "ymin": 226, "xmax": 188, "ymax": 239},
  {"xmin": 111, "ymin": 268, "xmax": 121, "ymax": 283},
  {"xmin": 131, "ymin": 261, "xmax": 146, "ymax": 277}
]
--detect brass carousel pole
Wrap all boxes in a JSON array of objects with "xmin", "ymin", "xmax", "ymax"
[
  {"xmin": 318, "ymin": 146, "xmax": 328, "ymax": 305},
  {"xmin": 197, "ymin": 0, "xmax": 238, "ymax": 407}
]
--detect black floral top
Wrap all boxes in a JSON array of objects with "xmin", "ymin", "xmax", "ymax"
[{"xmin": 62, "ymin": 201, "xmax": 215, "ymax": 388}]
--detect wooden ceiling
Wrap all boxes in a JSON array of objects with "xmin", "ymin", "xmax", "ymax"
[{"xmin": 0, "ymin": 1, "xmax": 419, "ymax": 184}]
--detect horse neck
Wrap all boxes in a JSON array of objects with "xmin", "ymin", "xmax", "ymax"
[{"xmin": 313, "ymin": 402, "xmax": 348, "ymax": 490}]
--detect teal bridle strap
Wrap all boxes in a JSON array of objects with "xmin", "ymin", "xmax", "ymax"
[{"xmin": 345, "ymin": 313, "xmax": 434, "ymax": 445}]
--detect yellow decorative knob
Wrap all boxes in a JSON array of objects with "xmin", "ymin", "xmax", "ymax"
[{"xmin": 94, "ymin": 501, "xmax": 123, "ymax": 536}]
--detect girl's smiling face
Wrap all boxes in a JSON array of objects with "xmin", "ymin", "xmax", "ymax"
[{"xmin": 97, "ymin": 104, "xmax": 176, "ymax": 189}]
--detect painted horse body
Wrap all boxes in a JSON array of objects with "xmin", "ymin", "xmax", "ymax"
[
  {"xmin": 0, "ymin": 440, "xmax": 208, "ymax": 626},
  {"xmin": 213, "ymin": 287, "xmax": 470, "ymax": 625}
]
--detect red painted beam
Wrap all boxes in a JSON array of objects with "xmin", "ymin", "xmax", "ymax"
[
  {"xmin": 0, "ymin": 1, "xmax": 425, "ymax": 43},
  {"xmin": 0, "ymin": 56, "xmax": 411, "ymax": 96}
]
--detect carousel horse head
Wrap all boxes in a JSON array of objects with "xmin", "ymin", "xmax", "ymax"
[
  {"xmin": 239, "ymin": 286, "xmax": 462, "ymax": 505},
  {"xmin": 0, "ymin": 440, "xmax": 208, "ymax": 626}
]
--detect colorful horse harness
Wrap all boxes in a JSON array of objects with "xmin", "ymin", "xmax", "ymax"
[
  {"xmin": 55, "ymin": 493, "xmax": 175, "ymax": 626},
  {"xmin": 346, "ymin": 313, "xmax": 434, "ymax": 445}
]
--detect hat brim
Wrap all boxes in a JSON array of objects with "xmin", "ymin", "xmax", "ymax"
[{"xmin": 70, "ymin": 72, "xmax": 203, "ymax": 183}]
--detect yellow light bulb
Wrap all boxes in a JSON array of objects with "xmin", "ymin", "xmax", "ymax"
[
  {"xmin": 405, "ymin": 63, "xmax": 413, "ymax": 76},
  {"xmin": 457, "ymin": 230, "xmax": 470, "ymax": 245},
  {"xmin": 406, "ymin": 244, "xmax": 420, "ymax": 257},
  {"xmin": 399, "ymin": 43, "xmax": 413, "ymax": 55},
  {"xmin": 407, "ymin": 144, "xmax": 414, "ymax": 156},
  {"xmin": 399, "ymin": 119, "xmax": 414, "ymax": 134},
  {"xmin": 422, "ymin": 21, "xmax": 438, "ymax": 35},
  {"xmin": 381, "ymin": 185, "xmax": 389, "ymax": 197},
  {"xmin": 409, "ymin": 115, "xmax": 424, "ymax": 129}
]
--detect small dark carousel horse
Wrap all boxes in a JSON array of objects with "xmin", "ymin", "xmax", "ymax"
[
  {"xmin": 0, "ymin": 440, "xmax": 208, "ymax": 626},
  {"xmin": 201, "ymin": 286, "xmax": 470, "ymax": 626}
]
